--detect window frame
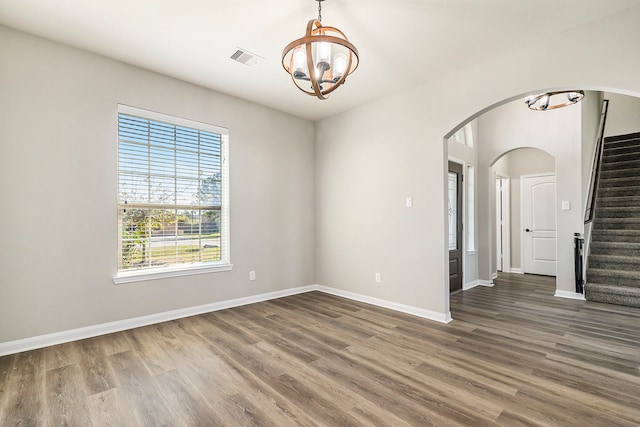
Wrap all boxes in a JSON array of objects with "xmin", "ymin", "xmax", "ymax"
[
  {"xmin": 113, "ymin": 104, "xmax": 232, "ymax": 284},
  {"xmin": 451, "ymin": 124, "xmax": 474, "ymax": 148}
]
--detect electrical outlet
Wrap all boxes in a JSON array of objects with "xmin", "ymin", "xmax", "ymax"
[
  {"xmin": 249, "ymin": 270, "xmax": 256, "ymax": 281},
  {"xmin": 375, "ymin": 273, "xmax": 381, "ymax": 283}
]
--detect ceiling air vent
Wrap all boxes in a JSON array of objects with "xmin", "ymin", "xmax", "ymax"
[{"xmin": 230, "ymin": 48, "xmax": 264, "ymax": 67}]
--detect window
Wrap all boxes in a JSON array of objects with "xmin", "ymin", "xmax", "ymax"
[
  {"xmin": 451, "ymin": 123, "xmax": 474, "ymax": 147},
  {"xmin": 466, "ymin": 164, "xmax": 475, "ymax": 251},
  {"xmin": 448, "ymin": 172, "xmax": 458, "ymax": 250},
  {"xmin": 115, "ymin": 105, "xmax": 230, "ymax": 282}
]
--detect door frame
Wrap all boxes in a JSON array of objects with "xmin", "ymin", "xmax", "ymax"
[
  {"xmin": 495, "ymin": 173, "xmax": 511, "ymax": 273},
  {"xmin": 448, "ymin": 157, "xmax": 465, "ymax": 292},
  {"xmin": 520, "ymin": 173, "xmax": 557, "ymax": 275}
]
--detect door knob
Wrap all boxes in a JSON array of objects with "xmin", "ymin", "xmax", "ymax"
[{"xmin": 525, "ymin": 228, "xmax": 531, "ymax": 232}]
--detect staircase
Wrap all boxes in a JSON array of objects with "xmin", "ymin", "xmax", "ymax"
[{"xmin": 585, "ymin": 132, "xmax": 640, "ymax": 307}]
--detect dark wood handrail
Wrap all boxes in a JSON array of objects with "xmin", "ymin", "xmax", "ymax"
[{"xmin": 584, "ymin": 99, "xmax": 609, "ymax": 224}]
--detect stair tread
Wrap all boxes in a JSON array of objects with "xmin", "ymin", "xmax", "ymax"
[
  {"xmin": 594, "ymin": 208, "xmax": 640, "ymax": 219},
  {"xmin": 591, "ymin": 231, "xmax": 640, "ymax": 243},
  {"xmin": 589, "ymin": 254, "xmax": 640, "ymax": 262},
  {"xmin": 604, "ymin": 132, "xmax": 640, "ymax": 143},
  {"xmin": 585, "ymin": 283, "xmax": 640, "ymax": 295},
  {"xmin": 601, "ymin": 163, "xmax": 640, "ymax": 171},
  {"xmin": 598, "ymin": 185, "xmax": 640, "ymax": 191},
  {"xmin": 604, "ymin": 143, "xmax": 640, "ymax": 148},
  {"xmin": 592, "ymin": 229, "xmax": 640, "ymax": 234},
  {"xmin": 591, "ymin": 241, "xmax": 640, "ymax": 248},
  {"xmin": 600, "ymin": 170, "xmax": 640, "ymax": 178},
  {"xmin": 602, "ymin": 155, "xmax": 640, "ymax": 163},
  {"xmin": 596, "ymin": 206, "xmax": 640, "ymax": 210},
  {"xmin": 600, "ymin": 180, "xmax": 640, "ymax": 184},
  {"xmin": 596, "ymin": 194, "xmax": 640, "ymax": 202},
  {"xmin": 595, "ymin": 217, "xmax": 640, "ymax": 222},
  {"xmin": 587, "ymin": 268, "xmax": 640, "ymax": 278},
  {"xmin": 603, "ymin": 146, "xmax": 640, "ymax": 155}
]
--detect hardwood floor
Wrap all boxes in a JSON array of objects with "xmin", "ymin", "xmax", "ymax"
[{"xmin": 1, "ymin": 273, "xmax": 640, "ymax": 426}]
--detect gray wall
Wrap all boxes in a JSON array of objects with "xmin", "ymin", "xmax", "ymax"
[
  {"xmin": 477, "ymin": 98, "xmax": 580, "ymax": 282},
  {"xmin": 0, "ymin": 26, "xmax": 316, "ymax": 343},
  {"xmin": 4, "ymin": 4, "xmax": 640, "ymax": 343},
  {"xmin": 316, "ymin": 6, "xmax": 640, "ymax": 318},
  {"xmin": 603, "ymin": 92, "xmax": 640, "ymax": 137}
]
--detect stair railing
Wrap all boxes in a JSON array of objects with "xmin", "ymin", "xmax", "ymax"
[
  {"xmin": 578, "ymin": 99, "xmax": 609, "ymax": 293},
  {"xmin": 584, "ymin": 99, "xmax": 610, "ymax": 224}
]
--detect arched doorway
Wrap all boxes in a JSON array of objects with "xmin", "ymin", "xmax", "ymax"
[{"xmin": 491, "ymin": 148, "xmax": 556, "ymax": 276}]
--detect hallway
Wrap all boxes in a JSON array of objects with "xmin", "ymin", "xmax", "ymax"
[{"xmin": 451, "ymin": 272, "xmax": 640, "ymax": 424}]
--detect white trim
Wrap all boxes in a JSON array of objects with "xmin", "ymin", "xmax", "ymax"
[
  {"xmin": 554, "ymin": 290, "xmax": 586, "ymax": 301},
  {"xmin": 0, "ymin": 285, "xmax": 314, "ymax": 356},
  {"xmin": 463, "ymin": 280, "xmax": 481, "ymax": 290},
  {"xmin": 495, "ymin": 173, "xmax": 511, "ymax": 274},
  {"xmin": 447, "ymin": 156, "xmax": 466, "ymax": 167},
  {"xmin": 464, "ymin": 279, "xmax": 497, "ymax": 290},
  {"xmin": 491, "ymin": 272, "xmax": 498, "ymax": 280},
  {"xmin": 0, "ymin": 284, "xmax": 454, "ymax": 356},
  {"xmin": 116, "ymin": 104, "xmax": 231, "ymax": 275},
  {"xmin": 509, "ymin": 268, "xmax": 523, "ymax": 274},
  {"xmin": 502, "ymin": 176, "xmax": 511, "ymax": 271},
  {"xmin": 114, "ymin": 263, "xmax": 234, "ymax": 284},
  {"xmin": 317, "ymin": 285, "xmax": 452, "ymax": 324},
  {"xmin": 466, "ymin": 164, "xmax": 476, "ymax": 252},
  {"xmin": 118, "ymin": 104, "xmax": 229, "ymax": 135}
]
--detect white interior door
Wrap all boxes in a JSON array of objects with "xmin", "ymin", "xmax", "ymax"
[{"xmin": 523, "ymin": 174, "xmax": 556, "ymax": 276}]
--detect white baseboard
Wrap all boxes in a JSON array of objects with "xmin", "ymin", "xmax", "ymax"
[
  {"xmin": 0, "ymin": 285, "xmax": 315, "ymax": 357},
  {"xmin": 554, "ymin": 290, "xmax": 586, "ymax": 301},
  {"xmin": 463, "ymin": 279, "xmax": 494, "ymax": 290},
  {"xmin": 317, "ymin": 285, "xmax": 452, "ymax": 324},
  {"xmin": 0, "ymin": 283, "xmax": 453, "ymax": 356},
  {"xmin": 509, "ymin": 268, "xmax": 523, "ymax": 274},
  {"xmin": 463, "ymin": 280, "xmax": 480, "ymax": 290},
  {"xmin": 478, "ymin": 280, "xmax": 495, "ymax": 287},
  {"xmin": 463, "ymin": 279, "xmax": 496, "ymax": 289},
  {"xmin": 491, "ymin": 272, "xmax": 498, "ymax": 280}
]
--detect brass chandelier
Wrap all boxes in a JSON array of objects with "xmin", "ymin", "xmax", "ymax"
[
  {"xmin": 525, "ymin": 90, "xmax": 585, "ymax": 111},
  {"xmin": 282, "ymin": 0, "xmax": 359, "ymax": 100}
]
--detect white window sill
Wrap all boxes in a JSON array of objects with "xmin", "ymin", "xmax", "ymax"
[
  {"xmin": 113, "ymin": 263, "xmax": 233, "ymax": 284},
  {"xmin": 466, "ymin": 250, "xmax": 478, "ymax": 255}
]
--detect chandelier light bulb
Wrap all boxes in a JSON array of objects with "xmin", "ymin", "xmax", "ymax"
[
  {"xmin": 333, "ymin": 53, "xmax": 347, "ymax": 78},
  {"xmin": 293, "ymin": 47, "xmax": 307, "ymax": 78},
  {"xmin": 316, "ymin": 42, "xmax": 331, "ymax": 67},
  {"xmin": 539, "ymin": 95, "xmax": 550, "ymax": 110}
]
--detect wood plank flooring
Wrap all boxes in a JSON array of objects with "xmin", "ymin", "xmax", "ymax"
[{"xmin": 1, "ymin": 273, "xmax": 640, "ymax": 426}]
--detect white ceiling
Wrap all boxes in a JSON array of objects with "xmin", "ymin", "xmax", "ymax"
[{"xmin": 1, "ymin": 0, "xmax": 639, "ymax": 121}]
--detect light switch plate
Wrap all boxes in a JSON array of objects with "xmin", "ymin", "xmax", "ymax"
[{"xmin": 561, "ymin": 201, "xmax": 570, "ymax": 210}]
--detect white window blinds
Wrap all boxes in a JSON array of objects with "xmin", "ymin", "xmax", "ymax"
[{"xmin": 117, "ymin": 105, "xmax": 229, "ymax": 272}]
